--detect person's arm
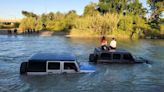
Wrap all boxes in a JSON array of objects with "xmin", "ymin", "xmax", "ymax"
[{"xmin": 105, "ymin": 40, "xmax": 108, "ymax": 45}]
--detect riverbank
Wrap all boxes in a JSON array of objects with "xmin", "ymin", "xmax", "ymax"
[
  {"xmin": 0, "ymin": 29, "xmax": 68, "ymax": 36},
  {"xmin": 39, "ymin": 30, "xmax": 67, "ymax": 36},
  {"xmin": 0, "ymin": 29, "xmax": 130, "ymax": 39},
  {"xmin": 67, "ymin": 29, "xmax": 164, "ymax": 39},
  {"xmin": 0, "ymin": 29, "xmax": 163, "ymax": 39}
]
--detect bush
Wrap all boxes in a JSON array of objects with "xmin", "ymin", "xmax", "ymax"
[
  {"xmin": 71, "ymin": 13, "xmax": 119, "ymax": 36},
  {"xmin": 118, "ymin": 15, "xmax": 133, "ymax": 32},
  {"xmin": 13, "ymin": 22, "xmax": 20, "ymax": 28},
  {"xmin": 0, "ymin": 24, "xmax": 2, "ymax": 29},
  {"xmin": 46, "ymin": 20, "xmax": 66, "ymax": 31},
  {"xmin": 160, "ymin": 24, "xmax": 164, "ymax": 34},
  {"xmin": 19, "ymin": 17, "xmax": 43, "ymax": 32}
]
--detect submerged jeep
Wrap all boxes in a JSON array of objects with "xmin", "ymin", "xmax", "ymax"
[
  {"xmin": 89, "ymin": 47, "xmax": 149, "ymax": 64},
  {"xmin": 20, "ymin": 53, "xmax": 96, "ymax": 75}
]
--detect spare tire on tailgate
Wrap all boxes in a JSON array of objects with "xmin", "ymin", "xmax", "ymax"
[
  {"xmin": 20, "ymin": 62, "xmax": 27, "ymax": 75},
  {"xmin": 89, "ymin": 54, "xmax": 97, "ymax": 62}
]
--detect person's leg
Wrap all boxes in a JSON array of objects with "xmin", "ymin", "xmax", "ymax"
[
  {"xmin": 102, "ymin": 45, "xmax": 108, "ymax": 50},
  {"xmin": 104, "ymin": 45, "xmax": 109, "ymax": 50},
  {"xmin": 109, "ymin": 46, "xmax": 112, "ymax": 49},
  {"xmin": 101, "ymin": 45, "xmax": 105, "ymax": 50},
  {"xmin": 110, "ymin": 46, "xmax": 116, "ymax": 50}
]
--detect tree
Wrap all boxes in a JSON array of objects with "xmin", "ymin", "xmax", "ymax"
[
  {"xmin": 65, "ymin": 10, "xmax": 78, "ymax": 30},
  {"xmin": 19, "ymin": 18, "xmax": 28, "ymax": 32},
  {"xmin": 13, "ymin": 22, "xmax": 20, "ymax": 28},
  {"xmin": 35, "ymin": 18, "xmax": 43, "ymax": 31},
  {"xmin": 97, "ymin": 0, "xmax": 146, "ymax": 16},
  {"xmin": 0, "ymin": 24, "xmax": 3, "ymax": 29},
  {"xmin": 22, "ymin": 11, "xmax": 38, "ymax": 18},
  {"xmin": 72, "ymin": 13, "xmax": 119, "ymax": 35},
  {"xmin": 65, "ymin": 10, "xmax": 78, "ymax": 19},
  {"xmin": 97, "ymin": 0, "xmax": 127, "ymax": 14},
  {"xmin": 127, "ymin": 0, "xmax": 146, "ymax": 17},
  {"xmin": 147, "ymin": 0, "xmax": 164, "ymax": 29},
  {"xmin": 147, "ymin": 0, "xmax": 163, "ymax": 19},
  {"xmin": 84, "ymin": 3, "xmax": 99, "ymax": 16},
  {"xmin": 47, "ymin": 12, "xmax": 55, "ymax": 21}
]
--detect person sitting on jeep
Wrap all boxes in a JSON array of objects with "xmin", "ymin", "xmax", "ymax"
[
  {"xmin": 100, "ymin": 36, "xmax": 108, "ymax": 50},
  {"xmin": 109, "ymin": 37, "xmax": 117, "ymax": 49}
]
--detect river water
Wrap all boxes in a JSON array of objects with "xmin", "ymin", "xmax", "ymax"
[{"xmin": 0, "ymin": 35, "xmax": 164, "ymax": 92}]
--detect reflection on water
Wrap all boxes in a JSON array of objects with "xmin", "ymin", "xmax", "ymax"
[{"xmin": 0, "ymin": 35, "xmax": 164, "ymax": 92}]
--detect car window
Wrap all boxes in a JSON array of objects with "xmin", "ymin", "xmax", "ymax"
[
  {"xmin": 64, "ymin": 62, "xmax": 77, "ymax": 71},
  {"xmin": 123, "ymin": 54, "xmax": 134, "ymax": 60},
  {"xmin": 113, "ymin": 54, "xmax": 121, "ymax": 60},
  {"xmin": 100, "ymin": 53, "xmax": 111, "ymax": 60},
  {"xmin": 48, "ymin": 62, "xmax": 60, "ymax": 70},
  {"xmin": 28, "ymin": 61, "xmax": 46, "ymax": 72}
]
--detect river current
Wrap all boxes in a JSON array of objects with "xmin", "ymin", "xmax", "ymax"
[{"xmin": 0, "ymin": 35, "xmax": 164, "ymax": 92}]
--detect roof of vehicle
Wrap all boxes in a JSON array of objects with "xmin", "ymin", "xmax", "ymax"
[
  {"xmin": 29, "ymin": 53, "xmax": 76, "ymax": 62},
  {"xmin": 95, "ymin": 47, "xmax": 132, "ymax": 54},
  {"xmin": 108, "ymin": 49, "xmax": 131, "ymax": 54}
]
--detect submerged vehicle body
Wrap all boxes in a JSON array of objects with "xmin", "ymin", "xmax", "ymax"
[
  {"xmin": 89, "ymin": 47, "xmax": 149, "ymax": 64},
  {"xmin": 20, "ymin": 53, "xmax": 95, "ymax": 75}
]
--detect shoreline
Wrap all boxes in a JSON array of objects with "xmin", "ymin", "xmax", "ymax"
[{"xmin": 0, "ymin": 30, "xmax": 163, "ymax": 39}]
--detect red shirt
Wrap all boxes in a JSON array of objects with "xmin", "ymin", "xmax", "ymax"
[{"xmin": 101, "ymin": 40, "xmax": 107, "ymax": 46}]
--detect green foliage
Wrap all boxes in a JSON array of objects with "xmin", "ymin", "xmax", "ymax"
[
  {"xmin": 0, "ymin": 24, "xmax": 3, "ymax": 29},
  {"xmin": 22, "ymin": 11, "xmax": 38, "ymax": 18},
  {"xmin": 147, "ymin": 29, "xmax": 160, "ymax": 37},
  {"xmin": 64, "ymin": 10, "xmax": 78, "ymax": 30},
  {"xmin": 160, "ymin": 24, "xmax": 164, "ymax": 34},
  {"xmin": 127, "ymin": 0, "xmax": 146, "ymax": 16},
  {"xmin": 97, "ymin": 13, "xmax": 119, "ymax": 34},
  {"xmin": 35, "ymin": 19, "xmax": 43, "ymax": 31},
  {"xmin": 71, "ymin": 13, "xmax": 119, "ymax": 36},
  {"xmin": 118, "ymin": 15, "xmax": 150, "ymax": 38},
  {"xmin": 13, "ymin": 22, "xmax": 20, "ymax": 28},
  {"xmin": 19, "ymin": 0, "xmax": 163, "ymax": 39},
  {"xmin": 41, "ymin": 13, "xmax": 48, "ymax": 24},
  {"xmin": 97, "ymin": 0, "xmax": 146, "ymax": 15},
  {"xmin": 84, "ymin": 3, "xmax": 99, "ymax": 16},
  {"xmin": 98, "ymin": 2, "xmax": 110, "ymax": 13},
  {"xmin": 147, "ymin": 0, "xmax": 164, "ymax": 30},
  {"xmin": 46, "ymin": 20, "xmax": 66, "ymax": 31},
  {"xmin": 118, "ymin": 15, "xmax": 133, "ymax": 32},
  {"xmin": 97, "ymin": 0, "xmax": 127, "ymax": 14},
  {"xmin": 19, "ymin": 17, "xmax": 42, "ymax": 31},
  {"xmin": 147, "ymin": 0, "xmax": 164, "ymax": 36},
  {"xmin": 0, "ymin": 22, "xmax": 20, "ymax": 29},
  {"xmin": 133, "ymin": 15, "xmax": 149, "ymax": 30},
  {"xmin": 72, "ymin": 16, "xmax": 91, "ymax": 30}
]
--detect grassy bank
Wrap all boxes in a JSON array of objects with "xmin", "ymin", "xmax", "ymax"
[{"xmin": 67, "ymin": 29, "xmax": 131, "ymax": 39}]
